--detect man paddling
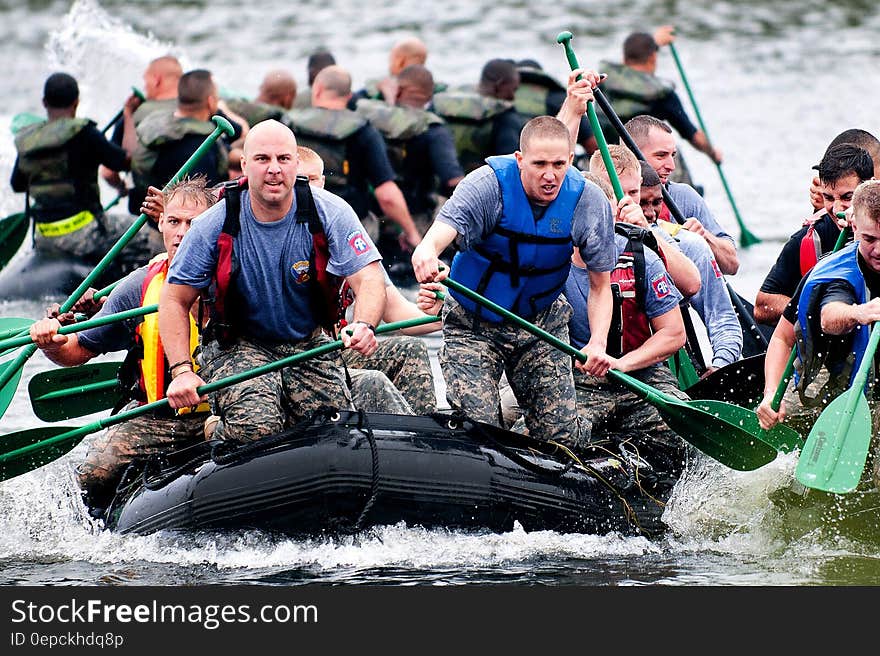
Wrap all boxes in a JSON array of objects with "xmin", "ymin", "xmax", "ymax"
[
  {"xmin": 755, "ymin": 143, "xmax": 873, "ymax": 326},
  {"xmin": 758, "ymin": 180, "xmax": 880, "ymax": 480},
  {"xmin": 28, "ymin": 176, "xmax": 216, "ymax": 514},
  {"xmin": 161, "ymin": 120, "xmax": 387, "ymax": 443},
  {"xmin": 10, "ymin": 72, "xmax": 138, "ymax": 269},
  {"xmin": 411, "ymin": 107, "xmax": 615, "ymax": 449}
]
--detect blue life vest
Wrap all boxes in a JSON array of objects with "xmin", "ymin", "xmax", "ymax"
[
  {"xmin": 795, "ymin": 241, "xmax": 869, "ymax": 389},
  {"xmin": 449, "ymin": 155, "xmax": 584, "ymax": 322}
]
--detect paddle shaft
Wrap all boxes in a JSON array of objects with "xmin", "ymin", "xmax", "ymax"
[
  {"xmin": 0, "ymin": 116, "xmax": 234, "ymax": 391},
  {"xmin": 0, "ymin": 316, "xmax": 438, "ymax": 465},
  {"xmin": 555, "ymin": 33, "xmax": 765, "ymax": 351},
  {"xmin": 667, "ymin": 43, "xmax": 759, "ymax": 247},
  {"xmin": 0, "ymin": 305, "xmax": 157, "ymax": 351},
  {"xmin": 442, "ymin": 274, "xmax": 677, "ymax": 402},
  {"xmin": 557, "ymin": 33, "xmax": 624, "ymax": 201}
]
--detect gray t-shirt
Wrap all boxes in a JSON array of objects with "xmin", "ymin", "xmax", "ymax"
[
  {"xmin": 436, "ymin": 165, "xmax": 616, "ymax": 273},
  {"xmin": 666, "ymin": 181, "xmax": 733, "ymax": 243},
  {"xmin": 168, "ymin": 187, "xmax": 382, "ymax": 342},
  {"xmin": 564, "ymin": 232, "xmax": 682, "ymax": 350},
  {"xmin": 77, "ymin": 266, "xmax": 148, "ymax": 355}
]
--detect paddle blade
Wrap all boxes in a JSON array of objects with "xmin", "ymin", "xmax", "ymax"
[
  {"xmin": 0, "ymin": 425, "xmax": 80, "ymax": 482},
  {"xmin": 0, "ymin": 358, "xmax": 24, "ymax": 417},
  {"xmin": 739, "ymin": 227, "xmax": 762, "ymax": 249},
  {"xmin": 684, "ymin": 354, "xmax": 765, "ymax": 408},
  {"xmin": 0, "ymin": 212, "xmax": 28, "ymax": 270},
  {"xmin": 29, "ymin": 361, "xmax": 124, "ymax": 421},
  {"xmin": 656, "ymin": 397, "xmax": 787, "ymax": 471},
  {"xmin": 795, "ymin": 391, "xmax": 873, "ymax": 494}
]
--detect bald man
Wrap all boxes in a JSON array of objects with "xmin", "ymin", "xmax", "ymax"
[
  {"xmin": 160, "ymin": 120, "xmax": 387, "ymax": 443},
  {"xmin": 103, "ymin": 55, "xmax": 183, "ymax": 196},
  {"xmin": 225, "ymin": 69, "xmax": 297, "ymax": 130},
  {"xmin": 289, "ymin": 65, "xmax": 422, "ymax": 249},
  {"xmin": 349, "ymin": 36, "xmax": 430, "ymax": 107}
]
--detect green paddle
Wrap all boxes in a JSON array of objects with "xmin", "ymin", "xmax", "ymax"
[
  {"xmin": 9, "ymin": 112, "xmax": 43, "ymax": 135},
  {"xmin": 0, "ymin": 211, "xmax": 29, "ymax": 270},
  {"xmin": 556, "ymin": 31, "xmax": 622, "ymax": 201},
  {"xmin": 0, "ymin": 318, "xmax": 36, "ymax": 343},
  {"xmin": 556, "ymin": 32, "xmax": 768, "ymax": 355},
  {"xmin": 440, "ymin": 272, "xmax": 798, "ymax": 470},
  {"xmin": 0, "ymin": 304, "xmax": 157, "ymax": 352},
  {"xmin": 667, "ymin": 42, "xmax": 760, "ymax": 248},
  {"xmin": 795, "ymin": 322, "xmax": 880, "ymax": 493},
  {"xmin": 0, "ymin": 315, "xmax": 437, "ymax": 482},
  {"xmin": 29, "ymin": 361, "xmax": 125, "ymax": 422},
  {"xmin": 0, "ymin": 115, "xmax": 235, "ymax": 419},
  {"xmin": 558, "ymin": 30, "xmax": 706, "ymax": 389}
]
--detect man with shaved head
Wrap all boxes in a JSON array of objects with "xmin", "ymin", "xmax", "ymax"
[
  {"xmin": 350, "ymin": 36, "xmax": 430, "ymax": 107},
  {"xmin": 289, "ymin": 65, "xmax": 422, "ymax": 250},
  {"xmin": 160, "ymin": 120, "xmax": 387, "ymax": 443},
  {"xmin": 225, "ymin": 69, "xmax": 297, "ymax": 130}
]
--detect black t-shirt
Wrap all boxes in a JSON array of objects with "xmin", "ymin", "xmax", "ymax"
[
  {"xmin": 398, "ymin": 123, "xmax": 464, "ymax": 215},
  {"xmin": 342, "ymin": 123, "xmax": 398, "ymax": 219},
  {"xmin": 11, "ymin": 121, "xmax": 129, "ymax": 221},
  {"xmin": 492, "ymin": 108, "xmax": 528, "ymax": 157},
  {"xmin": 650, "ymin": 91, "xmax": 697, "ymax": 141},
  {"xmin": 127, "ymin": 111, "xmax": 243, "ymax": 215},
  {"xmin": 545, "ymin": 88, "xmax": 594, "ymax": 144},
  {"xmin": 761, "ymin": 213, "xmax": 844, "ymax": 298}
]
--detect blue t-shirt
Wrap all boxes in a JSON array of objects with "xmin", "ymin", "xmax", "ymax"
[
  {"xmin": 565, "ymin": 232, "xmax": 682, "ymax": 349},
  {"xmin": 168, "ymin": 187, "xmax": 382, "ymax": 341},
  {"xmin": 436, "ymin": 166, "xmax": 616, "ymax": 273},
  {"xmin": 77, "ymin": 266, "xmax": 149, "ymax": 355},
  {"xmin": 666, "ymin": 181, "xmax": 733, "ymax": 243}
]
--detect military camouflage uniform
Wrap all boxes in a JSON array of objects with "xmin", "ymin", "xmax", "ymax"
[
  {"xmin": 440, "ymin": 294, "xmax": 581, "ymax": 444},
  {"xmin": 198, "ymin": 333, "xmax": 353, "ymax": 443},
  {"xmin": 341, "ymin": 335, "xmax": 437, "ymax": 414},
  {"xmin": 347, "ymin": 368, "xmax": 414, "ymax": 414},
  {"xmin": 574, "ymin": 364, "xmax": 690, "ymax": 478},
  {"xmin": 76, "ymin": 404, "xmax": 206, "ymax": 510}
]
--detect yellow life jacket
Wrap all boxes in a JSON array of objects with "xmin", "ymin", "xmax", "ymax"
[{"xmin": 136, "ymin": 253, "xmax": 209, "ymax": 413}]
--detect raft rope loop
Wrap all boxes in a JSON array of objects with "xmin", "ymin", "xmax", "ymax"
[{"xmin": 352, "ymin": 408, "xmax": 381, "ymax": 533}]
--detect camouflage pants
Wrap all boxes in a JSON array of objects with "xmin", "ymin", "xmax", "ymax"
[
  {"xmin": 199, "ymin": 333, "xmax": 353, "ymax": 443},
  {"xmin": 439, "ymin": 294, "xmax": 580, "ymax": 444},
  {"xmin": 574, "ymin": 364, "xmax": 691, "ymax": 478},
  {"xmin": 341, "ymin": 335, "xmax": 436, "ymax": 414},
  {"xmin": 347, "ymin": 368, "xmax": 414, "ymax": 414},
  {"xmin": 76, "ymin": 406, "xmax": 206, "ymax": 510}
]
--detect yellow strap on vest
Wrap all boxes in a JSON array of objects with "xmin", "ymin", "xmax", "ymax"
[
  {"xmin": 656, "ymin": 219, "xmax": 684, "ymax": 238},
  {"xmin": 35, "ymin": 210, "xmax": 95, "ymax": 237},
  {"xmin": 139, "ymin": 255, "xmax": 209, "ymax": 414}
]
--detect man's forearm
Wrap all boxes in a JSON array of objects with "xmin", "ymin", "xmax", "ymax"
[
  {"xmin": 821, "ymin": 301, "xmax": 862, "ymax": 335},
  {"xmin": 586, "ymin": 273, "xmax": 612, "ymax": 349},
  {"xmin": 159, "ymin": 284, "xmax": 199, "ymax": 365},
  {"xmin": 754, "ymin": 291, "xmax": 790, "ymax": 325},
  {"xmin": 705, "ymin": 233, "xmax": 739, "ymax": 275}
]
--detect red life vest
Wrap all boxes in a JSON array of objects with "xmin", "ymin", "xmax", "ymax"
[
  {"xmin": 798, "ymin": 209, "xmax": 834, "ymax": 277},
  {"xmin": 607, "ymin": 223, "xmax": 667, "ymax": 358},
  {"xmin": 205, "ymin": 176, "xmax": 343, "ymax": 343}
]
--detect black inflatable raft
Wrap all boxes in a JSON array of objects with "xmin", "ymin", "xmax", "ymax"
[{"xmin": 104, "ymin": 409, "xmax": 677, "ymax": 538}]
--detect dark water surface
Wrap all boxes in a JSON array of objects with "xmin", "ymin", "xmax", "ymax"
[{"xmin": 1, "ymin": 0, "xmax": 879, "ymax": 586}]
